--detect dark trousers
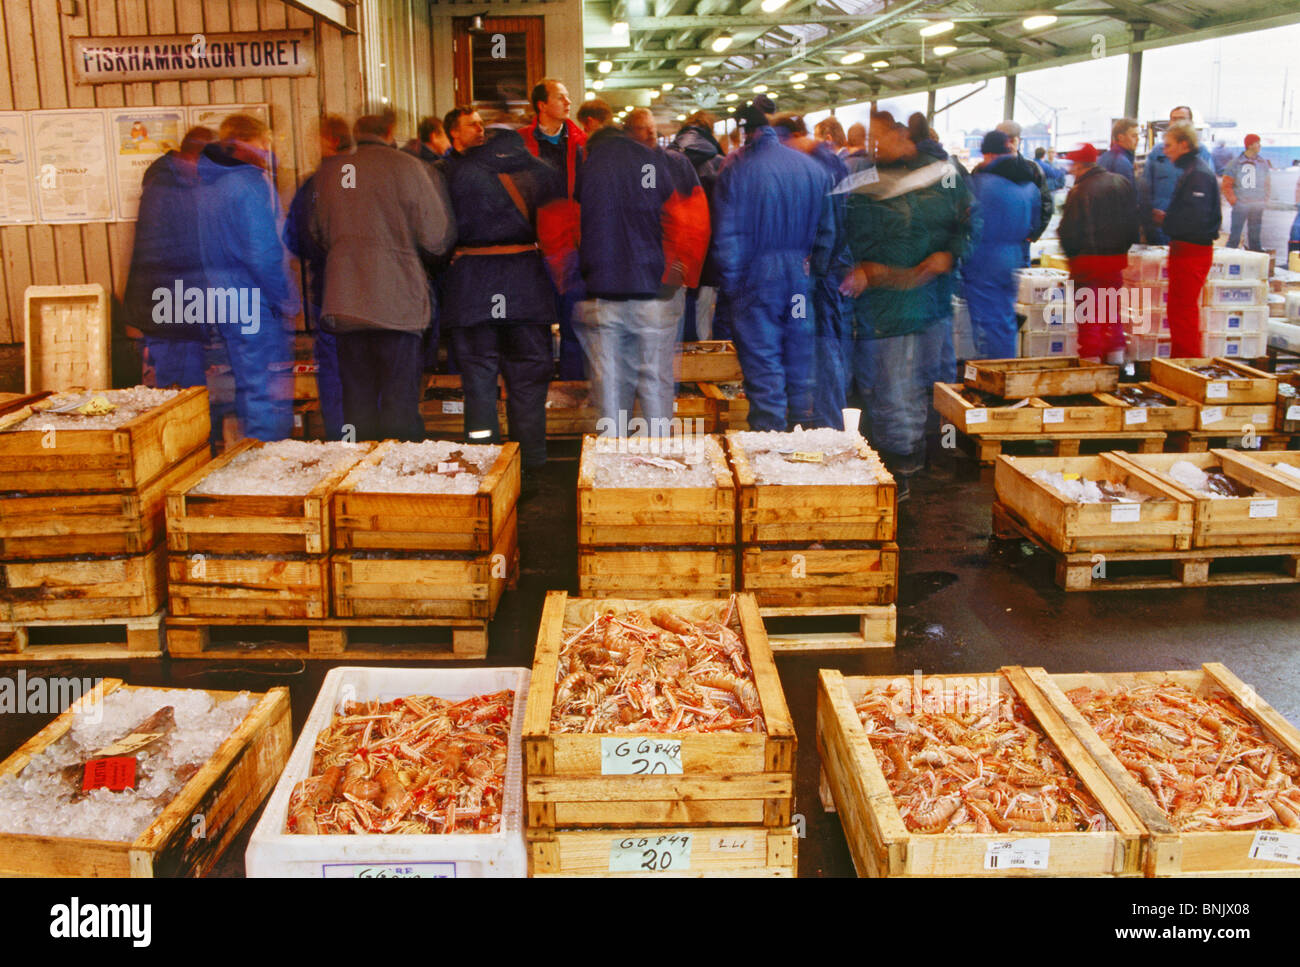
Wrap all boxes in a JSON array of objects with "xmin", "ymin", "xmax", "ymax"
[
  {"xmin": 337, "ymin": 330, "xmax": 425, "ymax": 441},
  {"xmin": 451, "ymin": 322, "xmax": 552, "ymax": 470}
]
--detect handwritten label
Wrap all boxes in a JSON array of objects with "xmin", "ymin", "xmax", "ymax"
[
  {"xmin": 1042, "ymin": 407, "xmax": 1065, "ymax": 425},
  {"xmin": 711, "ymin": 835, "xmax": 751, "ymax": 852},
  {"xmin": 1249, "ymin": 499, "xmax": 1278, "ymax": 519},
  {"xmin": 1201, "ymin": 406, "xmax": 1224, "ymax": 428},
  {"xmin": 82, "ymin": 757, "xmax": 137, "ymax": 792},
  {"xmin": 609, "ymin": 833, "xmax": 692, "ymax": 872},
  {"xmin": 984, "ymin": 838, "xmax": 1050, "ymax": 871},
  {"xmin": 601, "ymin": 737, "xmax": 684, "ymax": 775},
  {"xmin": 441, "ymin": 400, "xmax": 464, "ymax": 414},
  {"xmin": 1110, "ymin": 503, "xmax": 1141, "ymax": 523},
  {"xmin": 1206, "ymin": 381, "xmax": 1229, "ymax": 400},
  {"xmin": 1125, "ymin": 407, "xmax": 1148, "ymax": 425},
  {"xmin": 1288, "ymin": 405, "xmax": 1300, "ymax": 422},
  {"xmin": 322, "ymin": 862, "xmax": 456, "ymax": 878},
  {"xmin": 965, "ymin": 407, "xmax": 988, "ymax": 425},
  {"xmin": 964, "ymin": 364, "xmax": 977, "ymax": 382},
  {"xmin": 789, "ymin": 451, "xmax": 824, "ymax": 463},
  {"xmin": 92, "ymin": 732, "xmax": 163, "ymax": 758},
  {"xmin": 1250, "ymin": 831, "xmax": 1300, "ymax": 865}
]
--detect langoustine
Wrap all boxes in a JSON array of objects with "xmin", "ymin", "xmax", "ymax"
[
  {"xmin": 1067, "ymin": 680, "xmax": 1300, "ymax": 832},
  {"xmin": 551, "ymin": 597, "xmax": 765, "ymax": 734},
  {"xmin": 285, "ymin": 690, "xmax": 513, "ymax": 835},
  {"xmin": 855, "ymin": 677, "xmax": 1112, "ymax": 834}
]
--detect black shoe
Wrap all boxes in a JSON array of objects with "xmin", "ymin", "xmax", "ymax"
[{"xmin": 894, "ymin": 473, "xmax": 911, "ymax": 503}]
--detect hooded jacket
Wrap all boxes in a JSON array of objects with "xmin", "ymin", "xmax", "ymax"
[
  {"xmin": 982, "ymin": 151, "xmax": 1053, "ymax": 242},
  {"xmin": 971, "ymin": 153, "xmax": 1042, "ymax": 247},
  {"xmin": 1163, "ymin": 152, "xmax": 1222, "ymax": 246},
  {"xmin": 521, "ymin": 117, "xmax": 587, "ymax": 291},
  {"xmin": 125, "ymin": 152, "xmax": 207, "ymax": 338},
  {"xmin": 670, "ymin": 123, "xmax": 725, "ymax": 287},
  {"xmin": 1058, "ymin": 165, "xmax": 1140, "ymax": 257}
]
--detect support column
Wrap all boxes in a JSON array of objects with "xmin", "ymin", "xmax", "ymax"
[
  {"xmin": 1125, "ymin": 25, "xmax": 1147, "ymax": 120},
  {"xmin": 1003, "ymin": 56, "xmax": 1019, "ymax": 121},
  {"xmin": 927, "ymin": 87, "xmax": 936, "ymax": 123}
]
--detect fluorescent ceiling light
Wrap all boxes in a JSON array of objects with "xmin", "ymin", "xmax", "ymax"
[
  {"xmin": 711, "ymin": 33, "xmax": 733, "ymax": 53},
  {"xmin": 919, "ymin": 21, "xmax": 954, "ymax": 38},
  {"xmin": 584, "ymin": 90, "xmax": 593, "ymax": 100},
  {"xmin": 790, "ymin": 72, "xmax": 808, "ymax": 83},
  {"xmin": 662, "ymin": 81, "xmax": 674, "ymax": 90},
  {"xmin": 725, "ymin": 92, "xmax": 739, "ymax": 102},
  {"xmin": 597, "ymin": 60, "xmax": 613, "ymax": 73},
  {"xmin": 825, "ymin": 72, "xmax": 842, "ymax": 82},
  {"xmin": 676, "ymin": 114, "xmax": 686, "ymax": 121},
  {"xmin": 727, "ymin": 106, "xmax": 736, "ymax": 113},
  {"xmin": 592, "ymin": 80, "xmax": 604, "ymax": 90},
  {"xmin": 760, "ymin": 0, "xmax": 786, "ymax": 11},
  {"xmin": 840, "ymin": 52, "xmax": 865, "ymax": 65},
  {"xmin": 753, "ymin": 84, "xmax": 767, "ymax": 93},
  {"xmin": 872, "ymin": 60, "xmax": 890, "ymax": 69},
  {"xmin": 611, "ymin": 20, "xmax": 629, "ymax": 34},
  {"xmin": 684, "ymin": 63, "xmax": 702, "ymax": 76},
  {"xmin": 792, "ymin": 83, "xmax": 805, "ymax": 90},
  {"xmin": 649, "ymin": 89, "xmax": 660, "ymax": 98},
  {"xmin": 933, "ymin": 45, "xmax": 957, "ymax": 56},
  {"xmin": 1023, "ymin": 15, "xmax": 1057, "ymax": 30}
]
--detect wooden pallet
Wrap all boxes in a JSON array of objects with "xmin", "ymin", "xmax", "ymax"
[
  {"xmin": 165, "ymin": 615, "xmax": 491, "ymax": 661},
  {"xmin": 961, "ymin": 429, "xmax": 1167, "ymax": 465},
  {"xmin": 0, "ymin": 608, "xmax": 165, "ymax": 662},
  {"xmin": 992, "ymin": 501, "xmax": 1300, "ymax": 590},
  {"xmin": 528, "ymin": 825, "xmax": 796, "ymax": 877},
  {"xmin": 1166, "ymin": 430, "xmax": 1293, "ymax": 452},
  {"xmin": 758, "ymin": 603, "xmax": 896, "ymax": 653}
]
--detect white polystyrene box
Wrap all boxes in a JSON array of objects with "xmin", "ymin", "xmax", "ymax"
[
  {"xmin": 1208, "ymin": 248, "xmax": 1270, "ymax": 282},
  {"xmin": 246, "ymin": 665, "xmax": 529, "ymax": 878},
  {"xmin": 1015, "ymin": 267, "xmax": 1069, "ymax": 305},
  {"xmin": 1198, "ymin": 332, "xmax": 1266, "ymax": 359},
  {"xmin": 1020, "ymin": 329, "xmax": 1078, "ymax": 357},
  {"xmin": 1286, "ymin": 291, "xmax": 1300, "ymax": 321},
  {"xmin": 1200, "ymin": 306, "xmax": 1268, "ymax": 334},
  {"xmin": 1201, "ymin": 279, "xmax": 1268, "ymax": 307},
  {"xmin": 1017, "ymin": 301, "xmax": 1070, "ymax": 331},
  {"xmin": 1126, "ymin": 245, "xmax": 1170, "ymax": 282}
]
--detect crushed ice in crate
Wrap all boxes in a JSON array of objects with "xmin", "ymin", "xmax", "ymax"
[
  {"xmin": 190, "ymin": 441, "xmax": 367, "ymax": 496},
  {"xmin": 5, "ymin": 387, "xmax": 180, "ymax": 431},
  {"xmin": 1032, "ymin": 470, "xmax": 1150, "ymax": 504},
  {"xmin": 1167, "ymin": 460, "xmax": 1259, "ymax": 499},
  {"xmin": 588, "ymin": 436, "xmax": 721, "ymax": 488},
  {"xmin": 348, "ymin": 441, "xmax": 500, "ymax": 494},
  {"xmin": 733, "ymin": 429, "xmax": 885, "ymax": 485},
  {"xmin": 0, "ymin": 687, "xmax": 257, "ymax": 842}
]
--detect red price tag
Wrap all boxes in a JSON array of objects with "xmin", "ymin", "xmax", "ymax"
[{"xmin": 82, "ymin": 757, "xmax": 137, "ymax": 792}]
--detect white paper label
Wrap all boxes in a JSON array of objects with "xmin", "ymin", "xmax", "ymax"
[
  {"xmin": 1206, "ymin": 381, "xmax": 1229, "ymax": 399},
  {"xmin": 322, "ymin": 862, "xmax": 456, "ymax": 878},
  {"xmin": 965, "ymin": 407, "xmax": 988, "ymax": 425},
  {"xmin": 1288, "ymin": 405, "xmax": 1300, "ymax": 421},
  {"xmin": 436, "ymin": 462, "xmax": 458, "ymax": 474},
  {"xmin": 1249, "ymin": 831, "xmax": 1300, "ymax": 865},
  {"xmin": 984, "ymin": 838, "xmax": 1050, "ymax": 871},
  {"xmin": 1252, "ymin": 413, "xmax": 1268, "ymax": 425},
  {"xmin": 1201, "ymin": 406, "xmax": 1225, "ymax": 427},
  {"xmin": 1249, "ymin": 499, "xmax": 1278, "ymax": 519},
  {"xmin": 601, "ymin": 736, "xmax": 683, "ymax": 775},
  {"xmin": 964, "ymin": 364, "xmax": 977, "ymax": 382},
  {"xmin": 441, "ymin": 400, "xmax": 464, "ymax": 414},
  {"xmin": 1110, "ymin": 503, "xmax": 1141, "ymax": 523},
  {"xmin": 609, "ymin": 833, "xmax": 692, "ymax": 872},
  {"xmin": 1042, "ymin": 407, "xmax": 1065, "ymax": 425},
  {"xmin": 1125, "ymin": 407, "xmax": 1149, "ymax": 425}
]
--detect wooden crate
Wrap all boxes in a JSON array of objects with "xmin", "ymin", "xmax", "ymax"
[
  {"xmin": 741, "ymin": 543, "xmax": 898, "ymax": 607},
  {"xmin": 963, "ymin": 357, "xmax": 1119, "ymax": 399},
  {"xmin": 1278, "ymin": 374, "xmax": 1300, "ymax": 432},
  {"xmin": 672, "ymin": 385, "xmax": 718, "ymax": 433},
  {"xmin": 1027, "ymin": 664, "xmax": 1300, "ymax": 877},
  {"xmin": 0, "ymin": 386, "xmax": 210, "ymax": 493},
  {"xmin": 541, "ymin": 380, "xmax": 598, "ymax": 437},
  {"xmin": 727, "ymin": 432, "xmax": 897, "ymax": 543},
  {"xmin": 577, "ymin": 435, "xmax": 734, "ymax": 546},
  {"xmin": 677, "ymin": 341, "xmax": 743, "ymax": 383},
  {"xmin": 0, "ymin": 392, "xmax": 52, "ymax": 418},
  {"xmin": 0, "ymin": 545, "xmax": 166, "ymax": 622},
  {"xmin": 24, "ymin": 284, "xmax": 110, "ymax": 393},
  {"xmin": 933, "ymin": 382, "xmax": 1043, "ymax": 435},
  {"xmin": 759, "ymin": 604, "xmax": 896, "ymax": 653},
  {"xmin": 0, "ymin": 610, "xmax": 165, "ymax": 662},
  {"xmin": 1095, "ymin": 383, "xmax": 1198, "ymax": 432},
  {"xmin": 1033, "ymin": 394, "xmax": 1124, "ymax": 433},
  {"xmin": 578, "ymin": 546, "xmax": 736, "ymax": 598},
  {"xmin": 698, "ymin": 382, "xmax": 749, "ymax": 430},
  {"xmin": 167, "ymin": 554, "xmax": 330, "ymax": 620},
  {"xmin": 166, "ymin": 439, "xmax": 371, "ymax": 555},
  {"xmin": 523, "ymin": 592, "xmax": 795, "ymax": 832},
  {"xmin": 1112, "ymin": 451, "xmax": 1300, "ymax": 548},
  {"xmin": 333, "ymin": 509, "xmax": 518, "ymax": 619},
  {"xmin": 166, "ymin": 615, "xmax": 490, "ymax": 660},
  {"xmin": 1182, "ymin": 401, "xmax": 1278, "ymax": 433},
  {"xmin": 0, "ymin": 679, "xmax": 290, "ymax": 877},
  {"xmin": 528, "ymin": 825, "xmax": 796, "ymax": 877},
  {"xmin": 420, "ymin": 392, "xmax": 509, "ymax": 437},
  {"xmin": 333, "ymin": 441, "xmax": 520, "ymax": 553},
  {"xmin": 1221, "ymin": 449, "xmax": 1300, "ymax": 490},
  {"xmin": 1150, "ymin": 357, "xmax": 1277, "ymax": 405},
  {"xmin": 817, "ymin": 667, "xmax": 1146, "ymax": 877},
  {"xmin": 993, "ymin": 454, "xmax": 1194, "ymax": 553},
  {"xmin": 0, "ymin": 446, "xmax": 208, "ymax": 560}
]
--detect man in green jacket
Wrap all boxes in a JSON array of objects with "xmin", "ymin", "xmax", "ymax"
[{"xmin": 840, "ymin": 113, "xmax": 975, "ymax": 499}]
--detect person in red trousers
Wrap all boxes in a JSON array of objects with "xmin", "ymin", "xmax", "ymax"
[{"xmin": 1160, "ymin": 121, "xmax": 1221, "ymax": 357}]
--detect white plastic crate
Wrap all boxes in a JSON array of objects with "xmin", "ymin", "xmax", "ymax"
[
  {"xmin": 1201, "ymin": 279, "xmax": 1268, "ymax": 308},
  {"xmin": 1122, "ymin": 301, "xmax": 1168, "ymax": 334},
  {"xmin": 1197, "ymin": 332, "xmax": 1266, "ymax": 359},
  {"xmin": 1017, "ymin": 300, "xmax": 1070, "ymax": 331},
  {"xmin": 1200, "ymin": 306, "xmax": 1267, "ymax": 334},
  {"xmin": 246, "ymin": 666, "xmax": 530, "ymax": 878},
  {"xmin": 1128, "ymin": 332, "xmax": 1161, "ymax": 360},
  {"xmin": 1014, "ymin": 267, "xmax": 1069, "ymax": 304},
  {"xmin": 1125, "ymin": 245, "xmax": 1170, "ymax": 282},
  {"xmin": 1208, "ymin": 248, "xmax": 1270, "ymax": 281},
  {"xmin": 1286, "ymin": 290, "xmax": 1300, "ymax": 322},
  {"xmin": 1020, "ymin": 329, "xmax": 1078, "ymax": 357}
]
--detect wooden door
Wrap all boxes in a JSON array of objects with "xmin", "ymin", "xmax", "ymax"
[{"xmin": 452, "ymin": 17, "xmax": 545, "ymax": 120}]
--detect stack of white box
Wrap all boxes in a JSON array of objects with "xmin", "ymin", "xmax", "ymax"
[
  {"xmin": 1121, "ymin": 245, "xmax": 1171, "ymax": 360},
  {"xmin": 1014, "ymin": 267, "xmax": 1075, "ymax": 357},
  {"xmin": 1200, "ymin": 249, "xmax": 1270, "ymax": 358}
]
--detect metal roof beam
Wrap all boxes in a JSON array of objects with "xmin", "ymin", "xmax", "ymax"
[
  {"xmin": 1095, "ymin": 0, "xmax": 1192, "ymax": 35},
  {"xmin": 624, "ymin": 10, "xmax": 1119, "ymax": 31}
]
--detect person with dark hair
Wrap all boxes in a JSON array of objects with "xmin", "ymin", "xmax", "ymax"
[
  {"xmin": 962, "ymin": 129, "xmax": 1041, "ymax": 359},
  {"xmin": 310, "ymin": 110, "xmax": 456, "ymax": 440},
  {"xmin": 995, "ymin": 119, "xmax": 1053, "ymax": 262},
  {"xmin": 443, "ymin": 107, "xmax": 482, "ymax": 156},
  {"xmin": 1222, "ymin": 134, "xmax": 1272, "ymax": 251},
  {"xmin": 1161, "ymin": 120, "xmax": 1221, "ymax": 356},
  {"xmin": 283, "ymin": 115, "xmax": 354, "ymax": 439},
  {"xmin": 713, "ymin": 103, "xmax": 834, "ymax": 431},
  {"xmin": 1097, "ymin": 118, "xmax": 1137, "ymax": 188},
  {"xmin": 1034, "ymin": 146, "xmax": 1067, "ymax": 191},
  {"xmin": 669, "ymin": 110, "xmax": 725, "ymax": 340},
  {"xmin": 1140, "ymin": 105, "xmax": 1213, "ymax": 244},
  {"xmin": 402, "ymin": 116, "xmax": 450, "ymax": 169},
  {"xmin": 576, "ymin": 99, "xmax": 612, "ymax": 137}
]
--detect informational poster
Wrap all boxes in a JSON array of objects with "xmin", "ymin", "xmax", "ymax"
[
  {"xmin": 28, "ymin": 110, "xmax": 115, "ymax": 222},
  {"xmin": 187, "ymin": 103, "xmax": 270, "ymax": 134},
  {"xmin": 106, "ymin": 107, "xmax": 184, "ymax": 221},
  {"xmin": 0, "ymin": 112, "xmax": 36, "ymax": 223}
]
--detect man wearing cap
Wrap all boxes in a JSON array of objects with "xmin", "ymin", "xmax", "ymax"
[
  {"xmin": 1140, "ymin": 105, "xmax": 1213, "ymax": 245},
  {"xmin": 1160, "ymin": 120, "xmax": 1221, "ymax": 357},
  {"xmin": 995, "ymin": 120, "xmax": 1054, "ymax": 263},
  {"xmin": 1222, "ymin": 135, "xmax": 1272, "ymax": 252},
  {"xmin": 1058, "ymin": 143, "xmax": 1140, "ymax": 363}
]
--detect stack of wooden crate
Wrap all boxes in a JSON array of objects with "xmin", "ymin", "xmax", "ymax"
[
  {"xmin": 681, "ymin": 340, "xmax": 747, "ymax": 430},
  {"xmin": 0, "ymin": 387, "xmax": 210, "ymax": 661},
  {"xmin": 523, "ymin": 592, "xmax": 797, "ymax": 877}
]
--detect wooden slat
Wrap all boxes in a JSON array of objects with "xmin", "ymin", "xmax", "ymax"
[
  {"xmin": 205, "ymin": 0, "xmax": 236, "ymax": 104},
  {"xmin": 144, "ymin": 0, "xmax": 183, "ymax": 106},
  {"xmin": 53, "ymin": 227, "xmax": 87, "ymax": 285},
  {"xmin": 320, "ymin": 21, "xmax": 345, "ymax": 115}
]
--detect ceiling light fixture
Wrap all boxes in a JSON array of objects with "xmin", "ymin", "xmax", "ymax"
[
  {"xmin": 592, "ymin": 79, "xmax": 604, "ymax": 90},
  {"xmin": 662, "ymin": 81, "xmax": 674, "ymax": 90},
  {"xmin": 677, "ymin": 114, "xmax": 687, "ymax": 121},
  {"xmin": 597, "ymin": 60, "xmax": 613, "ymax": 73},
  {"xmin": 871, "ymin": 60, "xmax": 890, "ymax": 68},
  {"xmin": 1022, "ymin": 15, "xmax": 1057, "ymax": 30},
  {"xmin": 933, "ymin": 44, "xmax": 957, "ymax": 56},
  {"xmin": 684, "ymin": 63, "xmax": 702, "ymax": 76},
  {"xmin": 840, "ymin": 52, "xmax": 865, "ymax": 65},
  {"xmin": 753, "ymin": 84, "xmax": 768, "ymax": 93},
  {"xmin": 825, "ymin": 72, "xmax": 841, "ymax": 82},
  {"xmin": 760, "ymin": 0, "xmax": 787, "ymax": 11},
  {"xmin": 790, "ymin": 72, "xmax": 808, "ymax": 83},
  {"xmin": 792, "ymin": 83, "xmax": 805, "ymax": 90},
  {"xmin": 919, "ymin": 21, "xmax": 954, "ymax": 38},
  {"xmin": 711, "ymin": 33, "xmax": 733, "ymax": 53},
  {"xmin": 725, "ymin": 92, "xmax": 739, "ymax": 102}
]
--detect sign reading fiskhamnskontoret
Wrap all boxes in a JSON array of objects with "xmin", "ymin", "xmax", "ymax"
[{"xmin": 71, "ymin": 31, "xmax": 314, "ymax": 84}]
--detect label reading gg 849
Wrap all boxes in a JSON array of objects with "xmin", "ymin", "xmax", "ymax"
[
  {"xmin": 601, "ymin": 736, "xmax": 683, "ymax": 774},
  {"xmin": 609, "ymin": 834, "xmax": 692, "ymax": 872}
]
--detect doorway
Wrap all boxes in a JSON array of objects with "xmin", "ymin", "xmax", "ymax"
[{"xmin": 452, "ymin": 16, "xmax": 545, "ymax": 122}]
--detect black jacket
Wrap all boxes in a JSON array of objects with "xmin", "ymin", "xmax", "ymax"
[
  {"xmin": 1058, "ymin": 165, "xmax": 1140, "ymax": 258},
  {"xmin": 1163, "ymin": 153, "xmax": 1222, "ymax": 246}
]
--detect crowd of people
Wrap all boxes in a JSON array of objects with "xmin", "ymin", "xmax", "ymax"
[{"xmin": 124, "ymin": 88, "xmax": 1274, "ymax": 500}]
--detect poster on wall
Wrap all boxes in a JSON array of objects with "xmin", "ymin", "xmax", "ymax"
[
  {"xmin": 28, "ymin": 110, "xmax": 115, "ymax": 223},
  {"xmin": 0, "ymin": 112, "xmax": 36, "ymax": 223},
  {"xmin": 106, "ymin": 107, "xmax": 185, "ymax": 221}
]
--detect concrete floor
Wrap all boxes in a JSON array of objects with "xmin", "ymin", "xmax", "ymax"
[{"xmin": 1, "ymin": 435, "xmax": 1298, "ymax": 877}]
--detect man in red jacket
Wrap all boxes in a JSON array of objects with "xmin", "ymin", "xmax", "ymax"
[{"xmin": 520, "ymin": 78, "xmax": 588, "ymax": 379}]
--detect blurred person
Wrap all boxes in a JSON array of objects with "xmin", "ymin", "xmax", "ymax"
[
  {"xmin": 310, "ymin": 110, "xmax": 456, "ymax": 440},
  {"xmin": 1211, "ymin": 139, "xmax": 1233, "ymax": 176},
  {"xmin": 1160, "ymin": 120, "xmax": 1221, "ymax": 356},
  {"xmin": 840, "ymin": 113, "xmax": 974, "ymax": 498},
  {"xmin": 995, "ymin": 120, "xmax": 1054, "ymax": 262},
  {"xmin": 1097, "ymin": 118, "xmax": 1138, "ymax": 188},
  {"xmin": 402, "ymin": 116, "xmax": 450, "ymax": 171},
  {"xmin": 1222, "ymin": 134, "xmax": 1272, "ymax": 251},
  {"xmin": 669, "ymin": 110, "xmax": 725, "ymax": 340},
  {"xmin": 1034, "ymin": 146, "xmax": 1067, "ymax": 191},
  {"xmin": 576, "ymin": 99, "xmax": 612, "ymax": 137},
  {"xmin": 713, "ymin": 104, "xmax": 834, "ymax": 431},
  {"xmin": 845, "ymin": 122, "xmax": 868, "ymax": 157},
  {"xmin": 1057, "ymin": 143, "xmax": 1140, "ymax": 363},
  {"xmin": 814, "ymin": 116, "xmax": 846, "ymax": 156},
  {"xmin": 195, "ymin": 114, "xmax": 298, "ymax": 440},
  {"xmin": 1141, "ymin": 105, "xmax": 1213, "ymax": 244}
]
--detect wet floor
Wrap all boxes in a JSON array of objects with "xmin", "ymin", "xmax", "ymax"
[{"xmin": 1, "ymin": 436, "xmax": 1297, "ymax": 877}]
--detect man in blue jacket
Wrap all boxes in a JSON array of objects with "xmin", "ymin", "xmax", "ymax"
[
  {"xmin": 1141, "ymin": 105, "xmax": 1213, "ymax": 244},
  {"xmin": 1097, "ymin": 118, "xmax": 1138, "ymax": 188},
  {"xmin": 713, "ymin": 104, "xmax": 835, "ymax": 431},
  {"xmin": 1034, "ymin": 147, "xmax": 1067, "ymax": 191}
]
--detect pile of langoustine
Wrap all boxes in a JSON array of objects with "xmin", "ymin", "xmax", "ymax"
[
  {"xmin": 286, "ymin": 691, "xmax": 514, "ymax": 835},
  {"xmin": 1067, "ymin": 680, "xmax": 1300, "ymax": 831},
  {"xmin": 552, "ymin": 598, "xmax": 765, "ymax": 733},
  {"xmin": 856, "ymin": 679, "xmax": 1112, "ymax": 834}
]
